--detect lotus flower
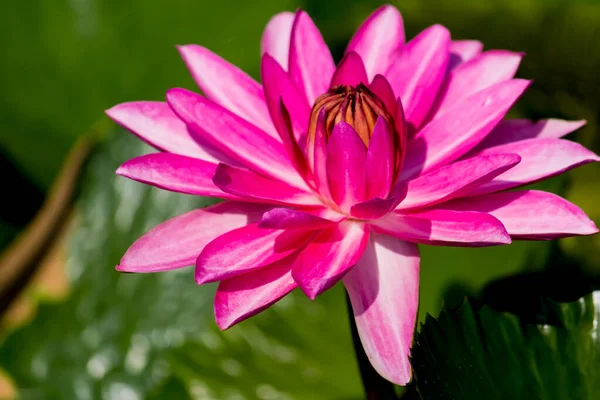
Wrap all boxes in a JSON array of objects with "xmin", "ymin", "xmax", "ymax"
[{"xmin": 106, "ymin": 5, "xmax": 598, "ymax": 385}]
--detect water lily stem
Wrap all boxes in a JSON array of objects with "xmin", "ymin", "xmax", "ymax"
[{"xmin": 346, "ymin": 292, "xmax": 399, "ymax": 400}]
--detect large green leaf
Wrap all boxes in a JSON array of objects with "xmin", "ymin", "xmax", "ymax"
[
  {"xmin": 0, "ymin": 131, "xmax": 362, "ymax": 400},
  {"xmin": 412, "ymin": 292, "xmax": 600, "ymax": 399}
]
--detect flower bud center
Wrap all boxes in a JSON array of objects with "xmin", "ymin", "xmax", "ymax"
[{"xmin": 308, "ymin": 83, "xmax": 394, "ymax": 147}]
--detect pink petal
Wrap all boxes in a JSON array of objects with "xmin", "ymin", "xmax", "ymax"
[
  {"xmin": 386, "ymin": 25, "xmax": 451, "ymax": 129},
  {"xmin": 261, "ymin": 12, "xmax": 295, "ymax": 70},
  {"xmin": 259, "ymin": 208, "xmax": 343, "ymax": 230},
  {"xmin": 330, "ymin": 51, "xmax": 369, "ymax": 87},
  {"xmin": 289, "ymin": 10, "xmax": 336, "ymax": 104},
  {"xmin": 468, "ymin": 138, "xmax": 600, "ymax": 196},
  {"xmin": 448, "ymin": 40, "xmax": 483, "ymax": 70},
  {"xmin": 365, "ymin": 117, "xmax": 395, "ymax": 199},
  {"xmin": 343, "ymin": 234, "xmax": 419, "ymax": 386},
  {"xmin": 166, "ymin": 88, "xmax": 307, "ymax": 189},
  {"xmin": 327, "ymin": 122, "xmax": 368, "ymax": 210},
  {"xmin": 442, "ymin": 190, "xmax": 598, "ymax": 239},
  {"xmin": 215, "ymin": 255, "xmax": 297, "ymax": 329},
  {"xmin": 352, "ymin": 183, "xmax": 408, "ymax": 220},
  {"xmin": 178, "ymin": 45, "xmax": 276, "ymax": 138},
  {"xmin": 346, "ymin": 5, "xmax": 405, "ymax": 79},
  {"xmin": 116, "ymin": 153, "xmax": 235, "ymax": 199},
  {"xmin": 373, "ymin": 209, "xmax": 511, "ymax": 246},
  {"xmin": 311, "ymin": 109, "xmax": 333, "ymax": 202},
  {"xmin": 369, "ymin": 75, "xmax": 397, "ymax": 118},
  {"xmin": 473, "ymin": 119, "xmax": 587, "ymax": 151},
  {"xmin": 398, "ymin": 153, "xmax": 521, "ymax": 210},
  {"xmin": 117, "ymin": 201, "xmax": 269, "ymax": 272},
  {"xmin": 400, "ymin": 79, "xmax": 531, "ymax": 180},
  {"xmin": 261, "ymin": 53, "xmax": 312, "ymax": 143},
  {"xmin": 434, "ymin": 50, "xmax": 523, "ymax": 116},
  {"xmin": 195, "ymin": 223, "xmax": 314, "ymax": 284},
  {"xmin": 213, "ymin": 163, "xmax": 321, "ymax": 207},
  {"xmin": 350, "ymin": 196, "xmax": 403, "ymax": 220},
  {"xmin": 292, "ymin": 221, "xmax": 369, "ymax": 299},
  {"xmin": 395, "ymin": 97, "xmax": 409, "ymax": 169},
  {"xmin": 106, "ymin": 101, "xmax": 225, "ymax": 162},
  {"xmin": 269, "ymin": 100, "xmax": 311, "ymax": 179}
]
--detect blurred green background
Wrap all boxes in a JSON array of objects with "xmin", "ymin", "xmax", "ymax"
[{"xmin": 0, "ymin": 0, "xmax": 599, "ymax": 399}]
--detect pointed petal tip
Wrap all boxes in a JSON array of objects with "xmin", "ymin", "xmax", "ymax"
[
  {"xmin": 176, "ymin": 44, "xmax": 199, "ymax": 63},
  {"xmin": 425, "ymin": 24, "xmax": 451, "ymax": 41},
  {"xmin": 366, "ymin": 4, "xmax": 402, "ymax": 24},
  {"xmin": 115, "ymin": 164, "xmax": 127, "ymax": 176},
  {"xmin": 194, "ymin": 268, "xmax": 213, "ymax": 286},
  {"xmin": 214, "ymin": 315, "xmax": 235, "ymax": 331},
  {"xmin": 372, "ymin": 366, "xmax": 412, "ymax": 387},
  {"xmin": 330, "ymin": 51, "xmax": 369, "ymax": 87},
  {"xmin": 105, "ymin": 102, "xmax": 140, "ymax": 122},
  {"xmin": 194, "ymin": 256, "xmax": 214, "ymax": 285},
  {"xmin": 492, "ymin": 217, "xmax": 512, "ymax": 245},
  {"xmin": 165, "ymin": 87, "xmax": 185, "ymax": 100},
  {"xmin": 114, "ymin": 263, "xmax": 148, "ymax": 273},
  {"xmin": 292, "ymin": 277, "xmax": 323, "ymax": 300},
  {"xmin": 585, "ymin": 219, "xmax": 599, "ymax": 235},
  {"xmin": 574, "ymin": 119, "xmax": 587, "ymax": 129},
  {"xmin": 104, "ymin": 104, "xmax": 120, "ymax": 119}
]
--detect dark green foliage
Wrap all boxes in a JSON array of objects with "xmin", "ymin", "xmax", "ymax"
[{"xmin": 412, "ymin": 292, "xmax": 600, "ymax": 399}]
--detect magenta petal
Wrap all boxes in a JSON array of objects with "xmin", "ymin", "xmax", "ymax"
[
  {"xmin": 116, "ymin": 153, "xmax": 235, "ymax": 199},
  {"xmin": 435, "ymin": 50, "xmax": 523, "ymax": 115},
  {"xmin": 259, "ymin": 208, "xmax": 343, "ymax": 230},
  {"xmin": 398, "ymin": 153, "xmax": 521, "ymax": 210},
  {"xmin": 365, "ymin": 117, "xmax": 395, "ymax": 199},
  {"xmin": 369, "ymin": 75, "xmax": 397, "ymax": 119},
  {"xmin": 346, "ymin": 5, "xmax": 405, "ymax": 79},
  {"xmin": 106, "ymin": 101, "xmax": 225, "ymax": 162},
  {"xmin": 195, "ymin": 224, "xmax": 314, "ymax": 284},
  {"xmin": 261, "ymin": 12, "xmax": 295, "ymax": 71},
  {"xmin": 400, "ymin": 79, "xmax": 531, "ymax": 180},
  {"xmin": 373, "ymin": 209, "xmax": 511, "ymax": 246},
  {"xmin": 269, "ymin": 100, "xmax": 311, "ymax": 179},
  {"xmin": 330, "ymin": 51, "xmax": 369, "ymax": 88},
  {"xmin": 213, "ymin": 164, "xmax": 321, "ymax": 207},
  {"xmin": 327, "ymin": 122, "xmax": 368, "ymax": 210},
  {"xmin": 350, "ymin": 196, "xmax": 403, "ymax": 220},
  {"xmin": 261, "ymin": 53, "xmax": 312, "ymax": 143},
  {"xmin": 443, "ymin": 190, "xmax": 598, "ymax": 239},
  {"xmin": 468, "ymin": 138, "xmax": 600, "ymax": 196},
  {"xmin": 117, "ymin": 202, "xmax": 269, "ymax": 272},
  {"xmin": 343, "ymin": 234, "xmax": 419, "ymax": 386},
  {"xmin": 166, "ymin": 88, "xmax": 307, "ymax": 189},
  {"xmin": 215, "ymin": 255, "xmax": 297, "ymax": 329},
  {"xmin": 386, "ymin": 25, "xmax": 451, "ymax": 129},
  {"xmin": 448, "ymin": 40, "xmax": 483, "ymax": 70},
  {"xmin": 292, "ymin": 221, "xmax": 369, "ymax": 299},
  {"xmin": 178, "ymin": 45, "xmax": 276, "ymax": 137},
  {"xmin": 473, "ymin": 119, "xmax": 587, "ymax": 151},
  {"xmin": 311, "ymin": 110, "xmax": 335, "ymax": 203},
  {"xmin": 289, "ymin": 10, "xmax": 336, "ymax": 104}
]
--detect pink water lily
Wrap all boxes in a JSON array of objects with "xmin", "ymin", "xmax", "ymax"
[{"xmin": 107, "ymin": 5, "xmax": 598, "ymax": 385}]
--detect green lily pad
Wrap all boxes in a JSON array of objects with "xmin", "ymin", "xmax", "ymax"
[{"xmin": 412, "ymin": 291, "xmax": 600, "ymax": 399}]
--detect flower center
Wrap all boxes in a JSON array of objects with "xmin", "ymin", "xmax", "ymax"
[{"xmin": 307, "ymin": 83, "xmax": 395, "ymax": 147}]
